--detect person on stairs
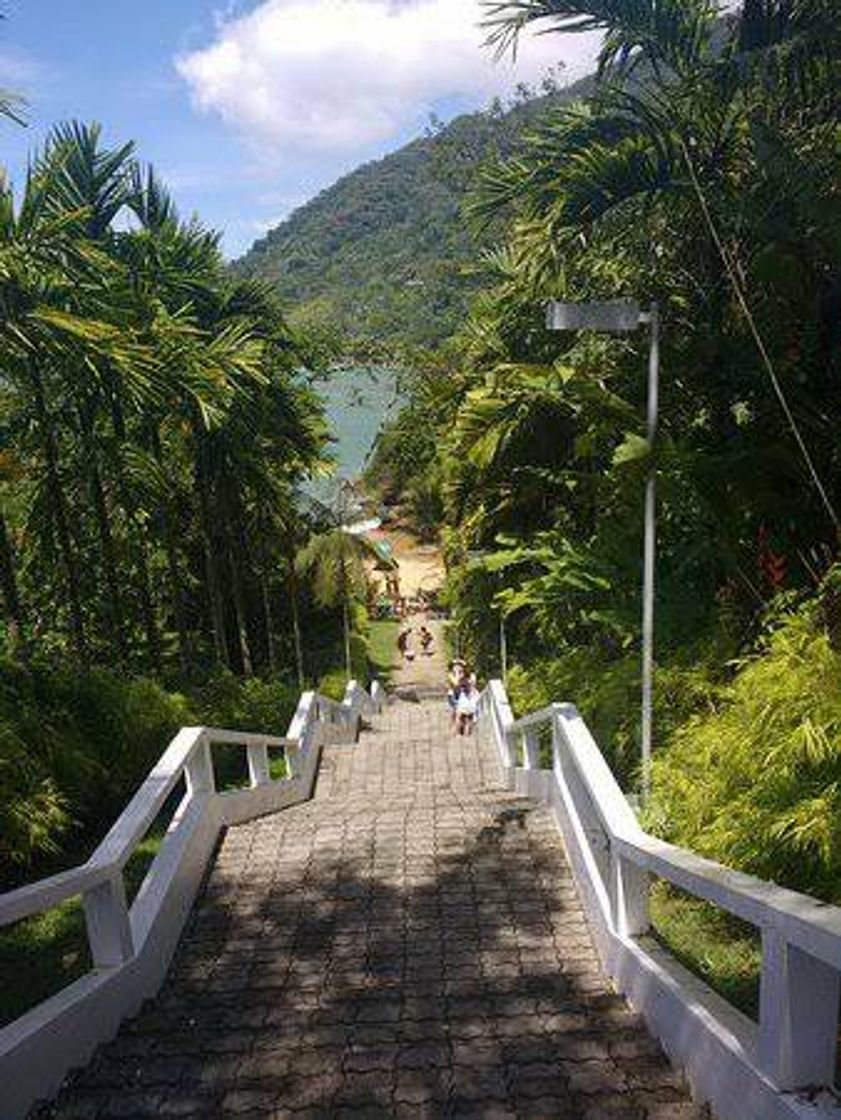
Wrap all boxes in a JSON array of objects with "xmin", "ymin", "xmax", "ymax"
[
  {"xmin": 447, "ymin": 659, "xmax": 466, "ymax": 727},
  {"xmin": 397, "ymin": 626, "xmax": 415, "ymax": 662},
  {"xmin": 419, "ymin": 625, "xmax": 434, "ymax": 656},
  {"xmin": 455, "ymin": 673, "xmax": 479, "ymax": 736}
]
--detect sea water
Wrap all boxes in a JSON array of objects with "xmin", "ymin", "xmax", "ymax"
[{"xmin": 305, "ymin": 366, "xmax": 398, "ymax": 511}]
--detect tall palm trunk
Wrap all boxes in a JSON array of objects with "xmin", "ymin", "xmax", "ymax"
[
  {"xmin": 134, "ymin": 534, "xmax": 162, "ymax": 668},
  {"xmin": 287, "ymin": 554, "xmax": 305, "ymax": 690},
  {"xmin": 228, "ymin": 531, "xmax": 254, "ymax": 678},
  {"xmin": 194, "ymin": 433, "xmax": 228, "ymax": 667},
  {"xmin": 30, "ymin": 366, "xmax": 87, "ymax": 660},
  {"xmin": 108, "ymin": 397, "xmax": 162, "ymax": 667},
  {"xmin": 260, "ymin": 552, "xmax": 277, "ymax": 676},
  {"xmin": 78, "ymin": 403, "xmax": 128, "ymax": 663},
  {"xmin": 162, "ymin": 511, "xmax": 190, "ymax": 674},
  {"xmin": 151, "ymin": 427, "xmax": 189, "ymax": 672},
  {"xmin": 342, "ymin": 598, "xmax": 352, "ymax": 681},
  {"xmin": 0, "ymin": 508, "xmax": 28, "ymax": 659},
  {"xmin": 340, "ymin": 554, "xmax": 352, "ymax": 679}
]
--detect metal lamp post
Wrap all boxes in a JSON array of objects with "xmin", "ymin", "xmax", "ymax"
[{"xmin": 546, "ymin": 299, "xmax": 660, "ymax": 803}]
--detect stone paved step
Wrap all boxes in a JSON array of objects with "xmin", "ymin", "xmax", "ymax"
[{"xmin": 35, "ymin": 700, "xmax": 709, "ymax": 1120}]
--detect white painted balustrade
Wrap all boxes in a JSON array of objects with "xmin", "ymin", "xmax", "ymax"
[
  {"xmin": 477, "ymin": 681, "xmax": 841, "ymax": 1120},
  {"xmin": 0, "ymin": 679, "xmax": 384, "ymax": 1120}
]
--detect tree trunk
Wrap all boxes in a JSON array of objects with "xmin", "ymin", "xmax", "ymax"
[
  {"xmin": 135, "ymin": 535, "xmax": 162, "ymax": 668},
  {"xmin": 288, "ymin": 556, "xmax": 305, "ymax": 690},
  {"xmin": 79, "ymin": 403, "xmax": 128, "ymax": 663},
  {"xmin": 109, "ymin": 396, "xmax": 162, "ymax": 667},
  {"xmin": 31, "ymin": 366, "xmax": 87, "ymax": 660},
  {"xmin": 151, "ymin": 427, "xmax": 189, "ymax": 673},
  {"xmin": 162, "ymin": 512, "xmax": 190, "ymax": 674},
  {"xmin": 194, "ymin": 434, "xmax": 228, "ymax": 667},
  {"xmin": 340, "ymin": 554, "xmax": 352, "ymax": 680},
  {"xmin": 261, "ymin": 564, "xmax": 277, "ymax": 675},
  {"xmin": 343, "ymin": 597, "xmax": 352, "ymax": 681},
  {"xmin": 228, "ymin": 534, "xmax": 254, "ymax": 678},
  {"xmin": 0, "ymin": 507, "xmax": 28, "ymax": 659}
]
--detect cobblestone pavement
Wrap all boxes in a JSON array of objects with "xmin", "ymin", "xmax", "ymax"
[{"xmin": 40, "ymin": 700, "xmax": 709, "ymax": 1119}]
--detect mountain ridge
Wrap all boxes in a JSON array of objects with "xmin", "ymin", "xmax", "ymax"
[{"xmin": 234, "ymin": 73, "xmax": 596, "ymax": 347}]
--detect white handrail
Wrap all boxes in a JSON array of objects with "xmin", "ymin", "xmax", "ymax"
[
  {"xmin": 478, "ymin": 680, "xmax": 841, "ymax": 1120},
  {"xmin": 0, "ymin": 678, "xmax": 384, "ymax": 1120}
]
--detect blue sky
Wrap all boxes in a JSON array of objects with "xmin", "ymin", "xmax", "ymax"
[{"xmin": 0, "ymin": 1, "xmax": 599, "ymax": 258}]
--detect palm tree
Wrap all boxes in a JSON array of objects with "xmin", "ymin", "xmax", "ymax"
[
  {"xmin": 0, "ymin": 121, "xmax": 330, "ymax": 677},
  {"xmin": 0, "ymin": 129, "xmax": 142, "ymax": 659},
  {"xmin": 296, "ymin": 522, "xmax": 379, "ymax": 681}
]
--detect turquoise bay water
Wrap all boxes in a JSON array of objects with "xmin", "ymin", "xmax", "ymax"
[{"xmin": 308, "ymin": 367, "xmax": 398, "ymax": 507}]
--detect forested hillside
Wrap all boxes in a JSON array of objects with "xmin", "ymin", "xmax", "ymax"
[{"xmin": 234, "ymin": 75, "xmax": 593, "ymax": 347}]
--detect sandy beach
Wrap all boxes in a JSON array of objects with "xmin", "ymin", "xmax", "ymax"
[
  {"xmin": 367, "ymin": 523, "xmax": 445, "ymax": 599},
  {"xmin": 364, "ymin": 518, "xmax": 448, "ymax": 692}
]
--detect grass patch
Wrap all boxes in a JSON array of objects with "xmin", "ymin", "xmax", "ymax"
[
  {"xmin": 0, "ymin": 897, "xmax": 90, "ymax": 1028},
  {"xmin": 367, "ymin": 620, "xmax": 399, "ymax": 683},
  {"xmin": 649, "ymin": 880, "xmax": 761, "ymax": 1019},
  {"xmin": 123, "ymin": 823, "xmax": 168, "ymax": 906},
  {"xmin": 269, "ymin": 747, "xmax": 290, "ymax": 781}
]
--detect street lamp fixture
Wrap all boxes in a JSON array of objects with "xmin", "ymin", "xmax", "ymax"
[{"xmin": 546, "ymin": 298, "xmax": 660, "ymax": 804}]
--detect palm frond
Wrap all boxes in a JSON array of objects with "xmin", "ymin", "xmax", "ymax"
[{"xmin": 481, "ymin": 0, "xmax": 719, "ymax": 75}]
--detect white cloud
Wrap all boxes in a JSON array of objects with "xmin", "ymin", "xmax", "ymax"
[
  {"xmin": 177, "ymin": 0, "xmax": 600, "ymax": 156},
  {"xmin": 0, "ymin": 48, "xmax": 48, "ymax": 86}
]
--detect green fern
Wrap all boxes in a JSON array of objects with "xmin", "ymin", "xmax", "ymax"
[{"xmin": 648, "ymin": 592, "xmax": 841, "ymax": 900}]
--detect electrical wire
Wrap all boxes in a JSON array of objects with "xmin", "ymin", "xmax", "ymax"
[{"xmin": 679, "ymin": 134, "xmax": 839, "ymax": 531}]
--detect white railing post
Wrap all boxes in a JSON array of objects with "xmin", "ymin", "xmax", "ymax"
[
  {"xmin": 371, "ymin": 680, "xmax": 384, "ymax": 712},
  {"xmin": 247, "ymin": 739, "xmax": 271, "ymax": 787},
  {"xmin": 551, "ymin": 712, "xmax": 565, "ymax": 780},
  {"xmin": 83, "ymin": 874, "xmax": 134, "ymax": 967},
  {"xmin": 523, "ymin": 728, "xmax": 540, "ymax": 771},
  {"xmin": 286, "ymin": 742, "xmax": 301, "ymax": 779},
  {"xmin": 758, "ymin": 928, "xmax": 840, "ymax": 1090},
  {"xmin": 503, "ymin": 730, "xmax": 517, "ymax": 780},
  {"xmin": 609, "ymin": 850, "xmax": 650, "ymax": 937},
  {"xmin": 185, "ymin": 735, "xmax": 215, "ymax": 797}
]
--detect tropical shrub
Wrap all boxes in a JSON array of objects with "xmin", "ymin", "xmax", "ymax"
[
  {"xmin": 0, "ymin": 662, "xmax": 324, "ymax": 887},
  {"xmin": 507, "ymin": 646, "xmax": 721, "ymax": 787},
  {"xmin": 648, "ymin": 589, "xmax": 841, "ymax": 900},
  {"xmin": 190, "ymin": 671, "xmax": 298, "ymax": 735},
  {"xmin": 0, "ymin": 662, "xmax": 192, "ymax": 886}
]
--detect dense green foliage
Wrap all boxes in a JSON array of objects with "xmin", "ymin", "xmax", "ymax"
[
  {"xmin": 0, "ymin": 662, "xmax": 187, "ymax": 880},
  {"xmin": 234, "ymin": 76, "xmax": 593, "ymax": 348},
  {"xmin": 0, "ymin": 121, "xmax": 383, "ymax": 884},
  {"xmin": 371, "ymin": 0, "xmax": 841, "ymax": 903},
  {"xmin": 649, "ymin": 589, "xmax": 841, "ymax": 900},
  {"xmin": 0, "ymin": 658, "xmax": 305, "ymax": 886},
  {"xmin": 0, "ymin": 122, "xmax": 336, "ymax": 679}
]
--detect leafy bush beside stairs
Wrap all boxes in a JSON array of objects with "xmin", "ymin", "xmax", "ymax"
[
  {"xmin": 506, "ymin": 583, "xmax": 841, "ymax": 906},
  {"xmin": 505, "ymin": 579, "xmax": 841, "ymax": 1016},
  {"xmin": 0, "ymin": 663, "xmax": 301, "ymax": 890},
  {"xmin": 647, "ymin": 593, "xmax": 841, "ymax": 904},
  {"xmin": 0, "ymin": 629, "xmax": 389, "ymax": 1026}
]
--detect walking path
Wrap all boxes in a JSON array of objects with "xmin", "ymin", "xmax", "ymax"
[
  {"xmin": 38, "ymin": 700, "xmax": 707, "ymax": 1119},
  {"xmin": 391, "ymin": 618, "xmax": 448, "ymax": 694}
]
